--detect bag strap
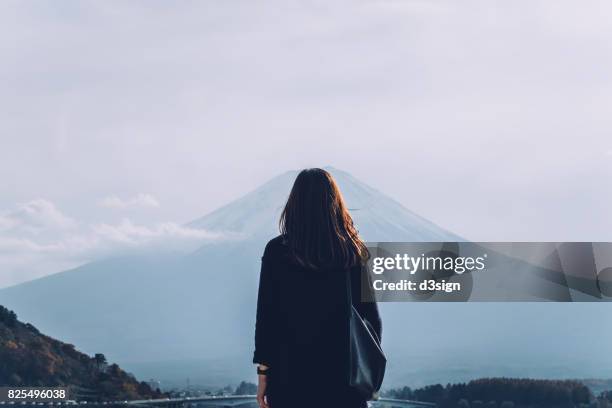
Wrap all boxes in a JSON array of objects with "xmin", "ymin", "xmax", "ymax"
[{"xmin": 346, "ymin": 266, "xmax": 354, "ymax": 308}]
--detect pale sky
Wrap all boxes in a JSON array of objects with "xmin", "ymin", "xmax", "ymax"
[{"xmin": 1, "ymin": 0, "xmax": 612, "ymax": 287}]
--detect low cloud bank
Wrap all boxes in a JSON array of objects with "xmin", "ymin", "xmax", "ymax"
[{"xmin": 0, "ymin": 199, "xmax": 233, "ymax": 288}]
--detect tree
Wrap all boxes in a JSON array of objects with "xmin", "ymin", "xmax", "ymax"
[
  {"xmin": 94, "ymin": 353, "xmax": 107, "ymax": 371},
  {"xmin": 572, "ymin": 384, "xmax": 591, "ymax": 404},
  {"xmin": 0, "ymin": 306, "xmax": 18, "ymax": 327},
  {"xmin": 382, "ymin": 378, "xmax": 594, "ymax": 407},
  {"xmin": 234, "ymin": 381, "xmax": 257, "ymax": 395}
]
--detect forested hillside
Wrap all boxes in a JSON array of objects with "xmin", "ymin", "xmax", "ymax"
[{"xmin": 0, "ymin": 305, "xmax": 164, "ymax": 401}]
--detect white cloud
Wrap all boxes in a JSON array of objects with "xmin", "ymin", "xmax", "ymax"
[
  {"xmin": 92, "ymin": 219, "xmax": 225, "ymax": 246},
  {"xmin": 0, "ymin": 200, "xmax": 234, "ymax": 288},
  {"xmin": 99, "ymin": 194, "xmax": 160, "ymax": 209},
  {"xmin": 0, "ymin": 199, "xmax": 77, "ymax": 233}
]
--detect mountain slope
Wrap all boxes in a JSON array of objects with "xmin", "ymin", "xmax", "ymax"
[{"xmin": 0, "ymin": 305, "xmax": 163, "ymax": 400}]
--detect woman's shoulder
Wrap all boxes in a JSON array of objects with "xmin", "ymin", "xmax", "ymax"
[{"xmin": 262, "ymin": 234, "xmax": 290, "ymax": 260}]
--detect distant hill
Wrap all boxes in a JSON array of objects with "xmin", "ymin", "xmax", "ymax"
[
  {"xmin": 0, "ymin": 305, "xmax": 164, "ymax": 401},
  {"xmin": 386, "ymin": 377, "xmax": 593, "ymax": 407}
]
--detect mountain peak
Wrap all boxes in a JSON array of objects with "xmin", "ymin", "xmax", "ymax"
[{"xmin": 189, "ymin": 168, "xmax": 458, "ymax": 242}]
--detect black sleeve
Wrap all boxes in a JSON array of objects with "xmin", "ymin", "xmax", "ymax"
[
  {"xmin": 253, "ymin": 249, "xmax": 277, "ymax": 365},
  {"xmin": 351, "ymin": 264, "xmax": 382, "ymax": 341}
]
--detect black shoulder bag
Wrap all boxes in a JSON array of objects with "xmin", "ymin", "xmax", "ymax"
[{"xmin": 347, "ymin": 268, "xmax": 386, "ymax": 400}]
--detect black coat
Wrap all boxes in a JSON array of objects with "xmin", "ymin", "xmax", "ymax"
[{"xmin": 253, "ymin": 235, "xmax": 382, "ymax": 408}]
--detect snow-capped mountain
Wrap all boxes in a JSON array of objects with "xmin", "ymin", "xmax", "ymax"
[{"xmin": 0, "ymin": 168, "xmax": 456, "ymax": 386}]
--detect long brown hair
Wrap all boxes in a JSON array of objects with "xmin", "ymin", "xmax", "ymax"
[{"xmin": 279, "ymin": 168, "xmax": 369, "ymax": 269}]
